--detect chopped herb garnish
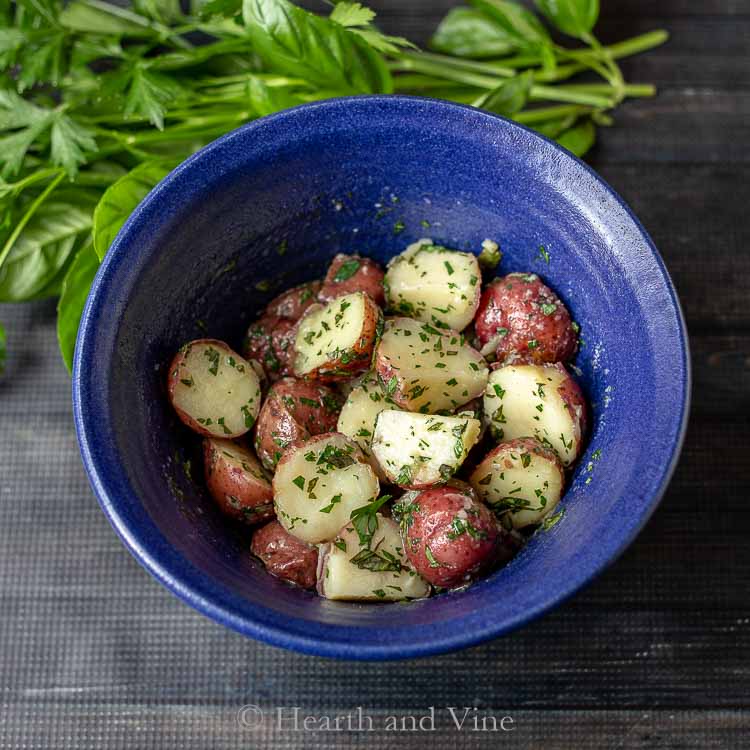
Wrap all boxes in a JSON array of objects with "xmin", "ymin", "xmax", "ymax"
[{"xmin": 292, "ymin": 475, "xmax": 305, "ymax": 490}]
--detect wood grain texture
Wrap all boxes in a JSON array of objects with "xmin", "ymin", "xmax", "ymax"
[{"xmin": 0, "ymin": 1, "xmax": 748, "ymax": 748}]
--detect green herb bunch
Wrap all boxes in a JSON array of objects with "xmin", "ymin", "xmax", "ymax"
[{"xmin": 0, "ymin": 0, "xmax": 667, "ymax": 370}]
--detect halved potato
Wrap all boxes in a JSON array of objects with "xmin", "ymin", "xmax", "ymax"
[
  {"xmin": 374, "ymin": 317, "xmax": 488, "ymax": 413},
  {"xmin": 384, "ymin": 239, "xmax": 481, "ymax": 331},
  {"xmin": 293, "ymin": 292, "xmax": 382, "ymax": 381},
  {"xmin": 469, "ymin": 437, "xmax": 565, "ymax": 528},
  {"xmin": 336, "ymin": 375, "xmax": 400, "ymax": 476},
  {"xmin": 371, "ymin": 410, "xmax": 481, "ymax": 489},
  {"xmin": 167, "ymin": 339, "xmax": 262, "ymax": 438},
  {"xmin": 317, "ymin": 514, "xmax": 431, "ymax": 601},
  {"xmin": 272, "ymin": 433, "xmax": 380, "ymax": 543},
  {"xmin": 483, "ymin": 363, "xmax": 587, "ymax": 466}
]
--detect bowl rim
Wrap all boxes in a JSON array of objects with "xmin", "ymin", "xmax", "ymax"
[{"xmin": 72, "ymin": 94, "xmax": 691, "ymax": 660}]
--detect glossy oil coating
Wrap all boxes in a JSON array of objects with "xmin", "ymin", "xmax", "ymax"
[{"xmin": 72, "ymin": 96, "xmax": 690, "ymax": 660}]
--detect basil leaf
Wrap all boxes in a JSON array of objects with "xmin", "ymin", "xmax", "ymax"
[
  {"xmin": 92, "ymin": 159, "xmax": 175, "ymax": 260},
  {"xmin": 430, "ymin": 7, "xmax": 517, "ymax": 59},
  {"xmin": 0, "ymin": 198, "xmax": 94, "ymax": 302},
  {"xmin": 57, "ymin": 240, "xmax": 99, "ymax": 373},
  {"xmin": 469, "ymin": 0, "xmax": 551, "ymax": 49},
  {"xmin": 556, "ymin": 118, "xmax": 596, "ymax": 157},
  {"xmin": 535, "ymin": 0, "xmax": 599, "ymax": 40},
  {"xmin": 247, "ymin": 76, "xmax": 305, "ymax": 117},
  {"xmin": 242, "ymin": 0, "xmax": 392, "ymax": 95},
  {"xmin": 476, "ymin": 70, "xmax": 533, "ymax": 116}
]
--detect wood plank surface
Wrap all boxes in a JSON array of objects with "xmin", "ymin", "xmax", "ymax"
[{"xmin": 0, "ymin": 0, "xmax": 748, "ymax": 748}]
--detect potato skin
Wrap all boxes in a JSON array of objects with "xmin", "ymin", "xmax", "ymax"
[
  {"xmin": 242, "ymin": 281, "xmax": 321, "ymax": 380},
  {"xmin": 475, "ymin": 273, "xmax": 577, "ymax": 364},
  {"xmin": 265, "ymin": 280, "xmax": 322, "ymax": 321},
  {"xmin": 251, "ymin": 520, "xmax": 318, "ymax": 589},
  {"xmin": 554, "ymin": 363, "xmax": 589, "ymax": 449},
  {"xmin": 203, "ymin": 438, "xmax": 274, "ymax": 524},
  {"xmin": 253, "ymin": 378, "xmax": 342, "ymax": 470},
  {"xmin": 319, "ymin": 254, "xmax": 385, "ymax": 306},
  {"xmin": 399, "ymin": 485, "xmax": 501, "ymax": 588}
]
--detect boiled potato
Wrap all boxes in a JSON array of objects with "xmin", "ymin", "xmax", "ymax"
[
  {"xmin": 384, "ymin": 239, "xmax": 481, "ymax": 331},
  {"xmin": 253, "ymin": 377, "xmax": 342, "ymax": 471},
  {"xmin": 317, "ymin": 514, "xmax": 430, "ymax": 601},
  {"xmin": 319, "ymin": 254, "xmax": 385, "ymax": 306},
  {"xmin": 251, "ymin": 520, "xmax": 318, "ymax": 589},
  {"xmin": 203, "ymin": 438, "xmax": 274, "ymax": 524},
  {"xmin": 474, "ymin": 273, "xmax": 577, "ymax": 364},
  {"xmin": 273, "ymin": 433, "xmax": 379, "ymax": 543},
  {"xmin": 469, "ymin": 437, "xmax": 565, "ymax": 528},
  {"xmin": 336, "ymin": 375, "xmax": 400, "ymax": 475},
  {"xmin": 167, "ymin": 339, "xmax": 261, "ymax": 438},
  {"xmin": 396, "ymin": 485, "xmax": 501, "ymax": 588},
  {"xmin": 374, "ymin": 317, "xmax": 488, "ymax": 413},
  {"xmin": 371, "ymin": 410, "xmax": 481, "ymax": 489},
  {"xmin": 293, "ymin": 292, "xmax": 382, "ymax": 381},
  {"xmin": 483, "ymin": 363, "xmax": 587, "ymax": 466}
]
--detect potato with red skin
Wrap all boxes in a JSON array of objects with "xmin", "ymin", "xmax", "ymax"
[
  {"xmin": 242, "ymin": 281, "xmax": 322, "ymax": 381},
  {"xmin": 319, "ymin": 254, "xmax": 385, "ymax": 306},
  {"xmin": 398, "ymin": 484, "xmax": 501, "ymax": 588},
  {"xmin": 251, "ymin": 520, "xmax": 318, "ymax": 589},
  {"xmin": 293, "ymin": 292, "xmax": 382, "ymax": 382},
  {"xmin": 243, "ymin": 315, "xmax": 285, "ymax": 379},
  {"xmin": 253, "ymin": 377, "xmax": 342, "ymax": 470},
  {"xmin": 167, "ymin": 339, "xmax": 261, "ymax": 438},
  {"xmin": 474, "ymin": 273, "xmax": 577, "ymax": 364},
  {"xmin": 484, "ymin": 362, "xmax": 587, "ymax": 465},
  {"xmin": 265, "ymin": 280, "xmax": 322, "ymax": 321},
  {"xmin": 203, "ymin": 438, "xmax": 274, "ymax": 524}
]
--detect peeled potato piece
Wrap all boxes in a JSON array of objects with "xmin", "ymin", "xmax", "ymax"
[
  {"xmin": 374, "ymin": 317, "xmax": 488, "ymax": 413},
  {"xmin": 167, "ymin": 339, "xmax": 262, "ymax": 438},
  {"xmin": 317, "ymin": 514, "xmax": 431, "ymax": 601},
  {"xmin": 384, "ymin": 239, "xmax": 481, "ymax": 331},
  {"xmin": 469, "ymin": 437, "xmax": 565, "ymax": 528},
  {"xmin": 336, "ymin": 375, "xmax": 400, "ymax": 477},
  {"xmin": 483, "ymin": 363, "xmax": 587, "ymax": 466},
  {"xmin": 371, "ymin": 410, "xmax": 481, "ymax": 489},
  {"xmin": 293, "ymin": 291, "xmax": 382, "ymax": 381},
  {"xmin": 272, "ymin": 433, "xmax": 380, "ymax": 544}
]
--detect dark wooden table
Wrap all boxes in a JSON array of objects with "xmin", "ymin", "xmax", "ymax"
[{"xmin": 1, "ymin": 1, "xmax": 748, "ymax": 747}]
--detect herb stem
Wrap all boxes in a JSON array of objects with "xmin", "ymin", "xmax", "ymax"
[{"xmin": 0, "ymin": 171, "xmax": 65, "ymax": 272}]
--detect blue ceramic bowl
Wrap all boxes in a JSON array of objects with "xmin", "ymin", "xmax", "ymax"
[{"xmin": 73, "ymin": 96, "xmax": 689, "ymax": 660}]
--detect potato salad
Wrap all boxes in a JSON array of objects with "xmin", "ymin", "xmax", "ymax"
[{"xmin": 166, "ymin": 241, "xmax": 588, "ymax": 601}]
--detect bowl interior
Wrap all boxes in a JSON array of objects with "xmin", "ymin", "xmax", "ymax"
[{"xmin": 74, "ymin": 96, "xmax": 689, "ymax": 659}]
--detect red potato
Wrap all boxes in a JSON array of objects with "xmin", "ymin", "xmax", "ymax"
[
  {"xmin": 474, "ymin": 273, "xmax": 577, "ymax": 365},
  {"xmin": 251, "ymin": 520, "xmax": 318, "ymax": 589},
  {"xmin": 167, "ymin": 339, "xmax": 262, "ymax": 438},
  {"xmin": 242, "ymin": 281, "xmax": 322, "ymax": 381},
  {"xmin": 469, "ymin": 437, "xmax": 565, "ymax": 528},
  {"xmin": 293, "ymin": 292, "xmax": 382, "ymax": 382},
  {"xmin": 397, "ymin": 484, "xmax": 501, "ymax": 588},
  {"xmin": 253, "ymin": 377, "xmax": 342, "ymax": 471},
  {"xmin": 242, "ymin": 315, "xmax": 298, "ymax": 380},
  {"xmin": 373, "ymin": 317, "xmax": 488, "ymax": 413},
  {"xmin": 265, "ymin": 280, "xmax": 323, "ymax": 321},
  {"xmin": 319, "ymin": 254, "xmax": 385, "ymax": 306},
  {"xmin": 483, "ymin": 362, "xmax": 587, "ymax": 466},
  {"xmin": 203, "ymin": 438, "xmax": 274, "ymax": 524}
]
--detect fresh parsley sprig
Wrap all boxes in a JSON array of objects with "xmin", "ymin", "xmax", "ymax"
[{"xmin": 0, "ymin": 0, "xmax": 667, "ymax": 371}]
